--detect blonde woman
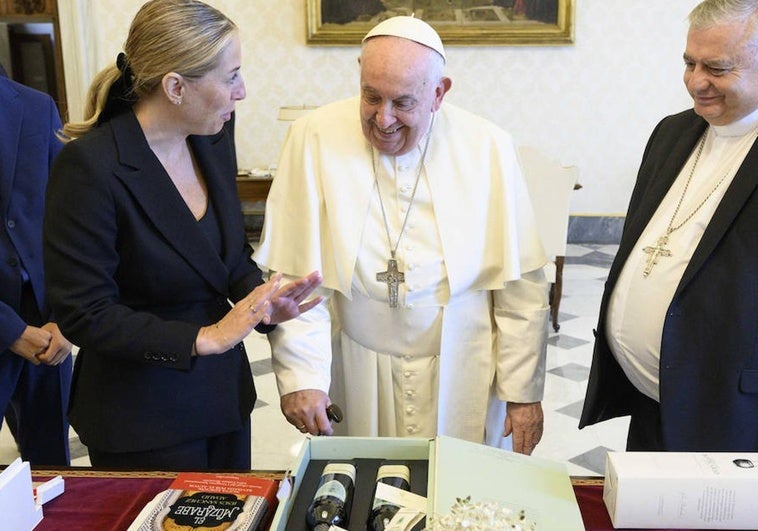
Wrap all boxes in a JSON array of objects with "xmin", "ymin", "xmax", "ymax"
[{"xmin": 43, "ymin": 0, "xmax": 321, "ymax": 470}]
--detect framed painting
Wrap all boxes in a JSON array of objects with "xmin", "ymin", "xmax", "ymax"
[
  {"xmin": 307, "ymin": 0, "xmax": 574, "ymax": 46},
  {"xmin": 8, "ymin": 31, "xmax": 58, "ymax": 100}
]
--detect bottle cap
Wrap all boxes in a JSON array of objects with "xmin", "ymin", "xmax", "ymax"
[{"xmin": 377, "ymin": 464, "xmax": 410, "ymax": 482}]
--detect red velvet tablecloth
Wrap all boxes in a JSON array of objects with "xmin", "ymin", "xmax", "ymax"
[
  {"xmin": 34, "ymin": 472, "xmax": 173, "ymax": 530},
  {"xmin": 572, "ymin": 477, "xmax": 615, "ymax": 530},
  {"xmin": 29, "ymin": 471, "xmax": 695, "ymax": 530},
  {"xmin": 33, "ymin": 469, "xmax": 280, "ymax": 531}
]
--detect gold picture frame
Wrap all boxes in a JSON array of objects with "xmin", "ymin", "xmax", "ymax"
[{"xmin": 307, "ymin": 1, "xmax": 574, "ymax": 46}]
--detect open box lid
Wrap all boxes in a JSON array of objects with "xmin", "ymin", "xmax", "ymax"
[
  {"xmin": 429, "ymin": 436, "xmax": 584, "ymax": 530},
  {"xmin": 272, "ymin": 436, "xmax": 584, "ymax": 530}
]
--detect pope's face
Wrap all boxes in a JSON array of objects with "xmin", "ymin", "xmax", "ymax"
[
  {"xmin": 684, "ymin": 22, "xmax": 758, "ymax": 126},
  {"xmin": 359, "ymin": 37, "xmax": 450, "ymax": 156}
]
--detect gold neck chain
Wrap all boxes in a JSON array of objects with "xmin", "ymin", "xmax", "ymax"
[
  {"xmin": 642, "ymin": 126, "xmax": 754, "ymax": 277},
  {"xmin": 664, "ymin": 127, "xmax": 728, "ymax": 236}
]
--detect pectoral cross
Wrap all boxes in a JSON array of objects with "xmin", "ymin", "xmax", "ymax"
[
  {"xmin": 642, "ymin": 235, "xmax": 672, "ymax": 277},
  {"xmin": 377, "ymin": 258, "xmax": 404, "ymax": 308}
]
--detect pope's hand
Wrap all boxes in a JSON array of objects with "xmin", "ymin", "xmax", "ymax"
[
  {"xmin": 281, "ymin": 389, "xmax": 333, "ymax": 436},
  {"xmin": 504, "ymin": 401, "xmax": 544, "ymax": 455}
]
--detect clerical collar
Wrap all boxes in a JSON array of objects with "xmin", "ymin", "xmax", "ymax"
[{"xmin": 712, "ymin": 107, "xmax": 758, "ymax": 138}]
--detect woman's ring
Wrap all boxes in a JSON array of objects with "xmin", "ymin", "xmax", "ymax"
[
  {"xmin": 297, "ymin": 424, "xmax": 306, "ymax": 431},
  {"xmin": 250, "ymin": 304, "xmax": 258, "ymax": 313}
]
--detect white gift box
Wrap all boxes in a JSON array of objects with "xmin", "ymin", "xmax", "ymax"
[
  {"xmin": 603, "ymin": 451, "xmax": 758, "ymax": 529},
  {"xmin": 0, "ymin": 458, "xmax": 43, "ymax": 530},
  {"xmin": 271, "ymin": 435, "xmax": 584, "ymax": 530}
]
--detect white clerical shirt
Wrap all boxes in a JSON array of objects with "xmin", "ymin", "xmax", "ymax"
[{"xmin": 607, "ymin": 108, "xmax": 758, "ymax": 401}]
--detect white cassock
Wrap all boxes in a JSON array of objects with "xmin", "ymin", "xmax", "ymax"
[{"xmin": 254, "ymin": 97, "xmax": 549, "ymax": 448}]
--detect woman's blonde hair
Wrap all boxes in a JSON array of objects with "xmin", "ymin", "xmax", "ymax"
[{"xmin": 61, "ymin": 0, "xmax": 236, "ymax": 140}]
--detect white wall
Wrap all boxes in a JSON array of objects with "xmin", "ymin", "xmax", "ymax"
[{"xmin": 60, "ymin": 0, "xmax": 700, "ymax": 215}]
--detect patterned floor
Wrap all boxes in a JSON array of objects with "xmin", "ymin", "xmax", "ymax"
[{"xmin": 0, "ymin": 244, "xmax": 626, "ymax": 476}]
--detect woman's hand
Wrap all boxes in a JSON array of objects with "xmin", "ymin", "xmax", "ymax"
[
  {"xmin": 195, "ymin": 273, "xmax": 282, "ymax": 355},
  {"xmin": 194, "ymin": 271, "xmax": 323, "ymax": 356},
  {"xmin": 267, "ymin": 270, "xmax": 323, "ymax": 324}
]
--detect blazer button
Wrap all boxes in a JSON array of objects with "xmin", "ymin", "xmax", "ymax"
[{"xmin": 7, "ymin": 219, "xmax": 15, "ymax": 229}]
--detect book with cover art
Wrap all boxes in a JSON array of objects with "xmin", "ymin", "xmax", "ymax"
[{"xmin": 130, "ymin": 472, "xmax": 278, "ymax": 531}]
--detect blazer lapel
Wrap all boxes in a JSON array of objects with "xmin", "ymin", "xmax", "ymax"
[
  {"xmin": 188, "ymin": 130, "xmax": 241, "ymax": 269},
  {"xmin": 613, "ymin": 118, "xmax": 707, "ymax": 278},
  {"xmin": 0, "ymin": 81, "xmax": 21, "ymax": 215},
  {"xmin": 678, "ymin": 138, "xmax": 758, "ymax": 292},
  {"xmin": 109, "ymin": 112, "xmax": 230, "ymax": 295}
]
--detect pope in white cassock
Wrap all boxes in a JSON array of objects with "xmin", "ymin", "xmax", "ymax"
[{"xmin": 254, "ymin": 16, "xmax": 550, "ymax": 454}]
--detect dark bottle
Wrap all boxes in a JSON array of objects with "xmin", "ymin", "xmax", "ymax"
[
  {"xmin": 305, "ymin": 462, "xmax": 356, "ymax": 531},
  {"xmin": 367, "ymin": 463, "xmax": 411, "ymax": 531}
]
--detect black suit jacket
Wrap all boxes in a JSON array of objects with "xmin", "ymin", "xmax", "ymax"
[
  {"xmin": 580, "ymin": 109, "xmax": 758, "ymax": 451},
  {"xmin": 44, "ymin": 111, "xmax": 266, "ymax": 453}
]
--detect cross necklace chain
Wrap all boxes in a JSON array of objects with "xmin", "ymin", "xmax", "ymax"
[
  {"xmin": 373, "ymin": 116, "xmax": 434, "ymax": 308},
  {"xmin": 642, "ymin": 126, "xmax": 741, "ymax": 277}
]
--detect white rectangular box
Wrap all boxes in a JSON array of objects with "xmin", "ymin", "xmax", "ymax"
[
  {"xmin": 271, "ymin": 435, "xmax": 584, "ymax": 530},
  {"xmin": 0, "ymin": 458, "xmax": 43, "ymax": 531},
  {"xmin": 604, "ymin": 451, "xmax": 758, "ymax": 529}
]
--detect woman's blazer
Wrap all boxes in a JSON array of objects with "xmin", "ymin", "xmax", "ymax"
[{"xmin": 44, "ymin": 111, "xmax": 265, "ymax": 453}]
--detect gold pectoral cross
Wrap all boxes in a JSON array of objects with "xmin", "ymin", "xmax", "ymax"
[
  {"xmin": 377, "ymin": 258, "xmax": 404, "ymax": 308},
  {"xmin": 642, "ymin": 235, "xmax": 672, "ymax": 277}
]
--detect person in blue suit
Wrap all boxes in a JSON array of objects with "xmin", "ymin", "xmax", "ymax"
[
  {"xmin": 43, "ymin": 0, "xmax": 322, "ymax": 471},
  {"xmin": 0, "ymin": 74, "xmax": 73, "ymax": 466}
]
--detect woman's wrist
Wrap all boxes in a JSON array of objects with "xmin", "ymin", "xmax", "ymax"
[{"xmin": 195, "ymin": 324, "xmax": 223, "ymax": 356}]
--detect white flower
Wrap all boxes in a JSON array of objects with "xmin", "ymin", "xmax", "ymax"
[{"xmin": 424, "ymin": 495, "xmax": 537, "ymax": 530}]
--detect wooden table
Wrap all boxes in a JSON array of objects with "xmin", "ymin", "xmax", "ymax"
[
  {"xmin": 236, "ymin": 177, "xmax": 273, "ymax": 203},
  {"xmin": 236, "ymin": 176, "xmax": 272, "ymax": 240}
]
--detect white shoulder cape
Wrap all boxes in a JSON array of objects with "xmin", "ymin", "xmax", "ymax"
[{"xmin": 255, "ymin": 97, "xmax": 546, "ymax": 296}]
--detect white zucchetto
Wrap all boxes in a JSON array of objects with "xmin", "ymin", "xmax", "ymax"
[{"xmin": 362, "ymin": 16, "xmax": 446, "ymax": 63}]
